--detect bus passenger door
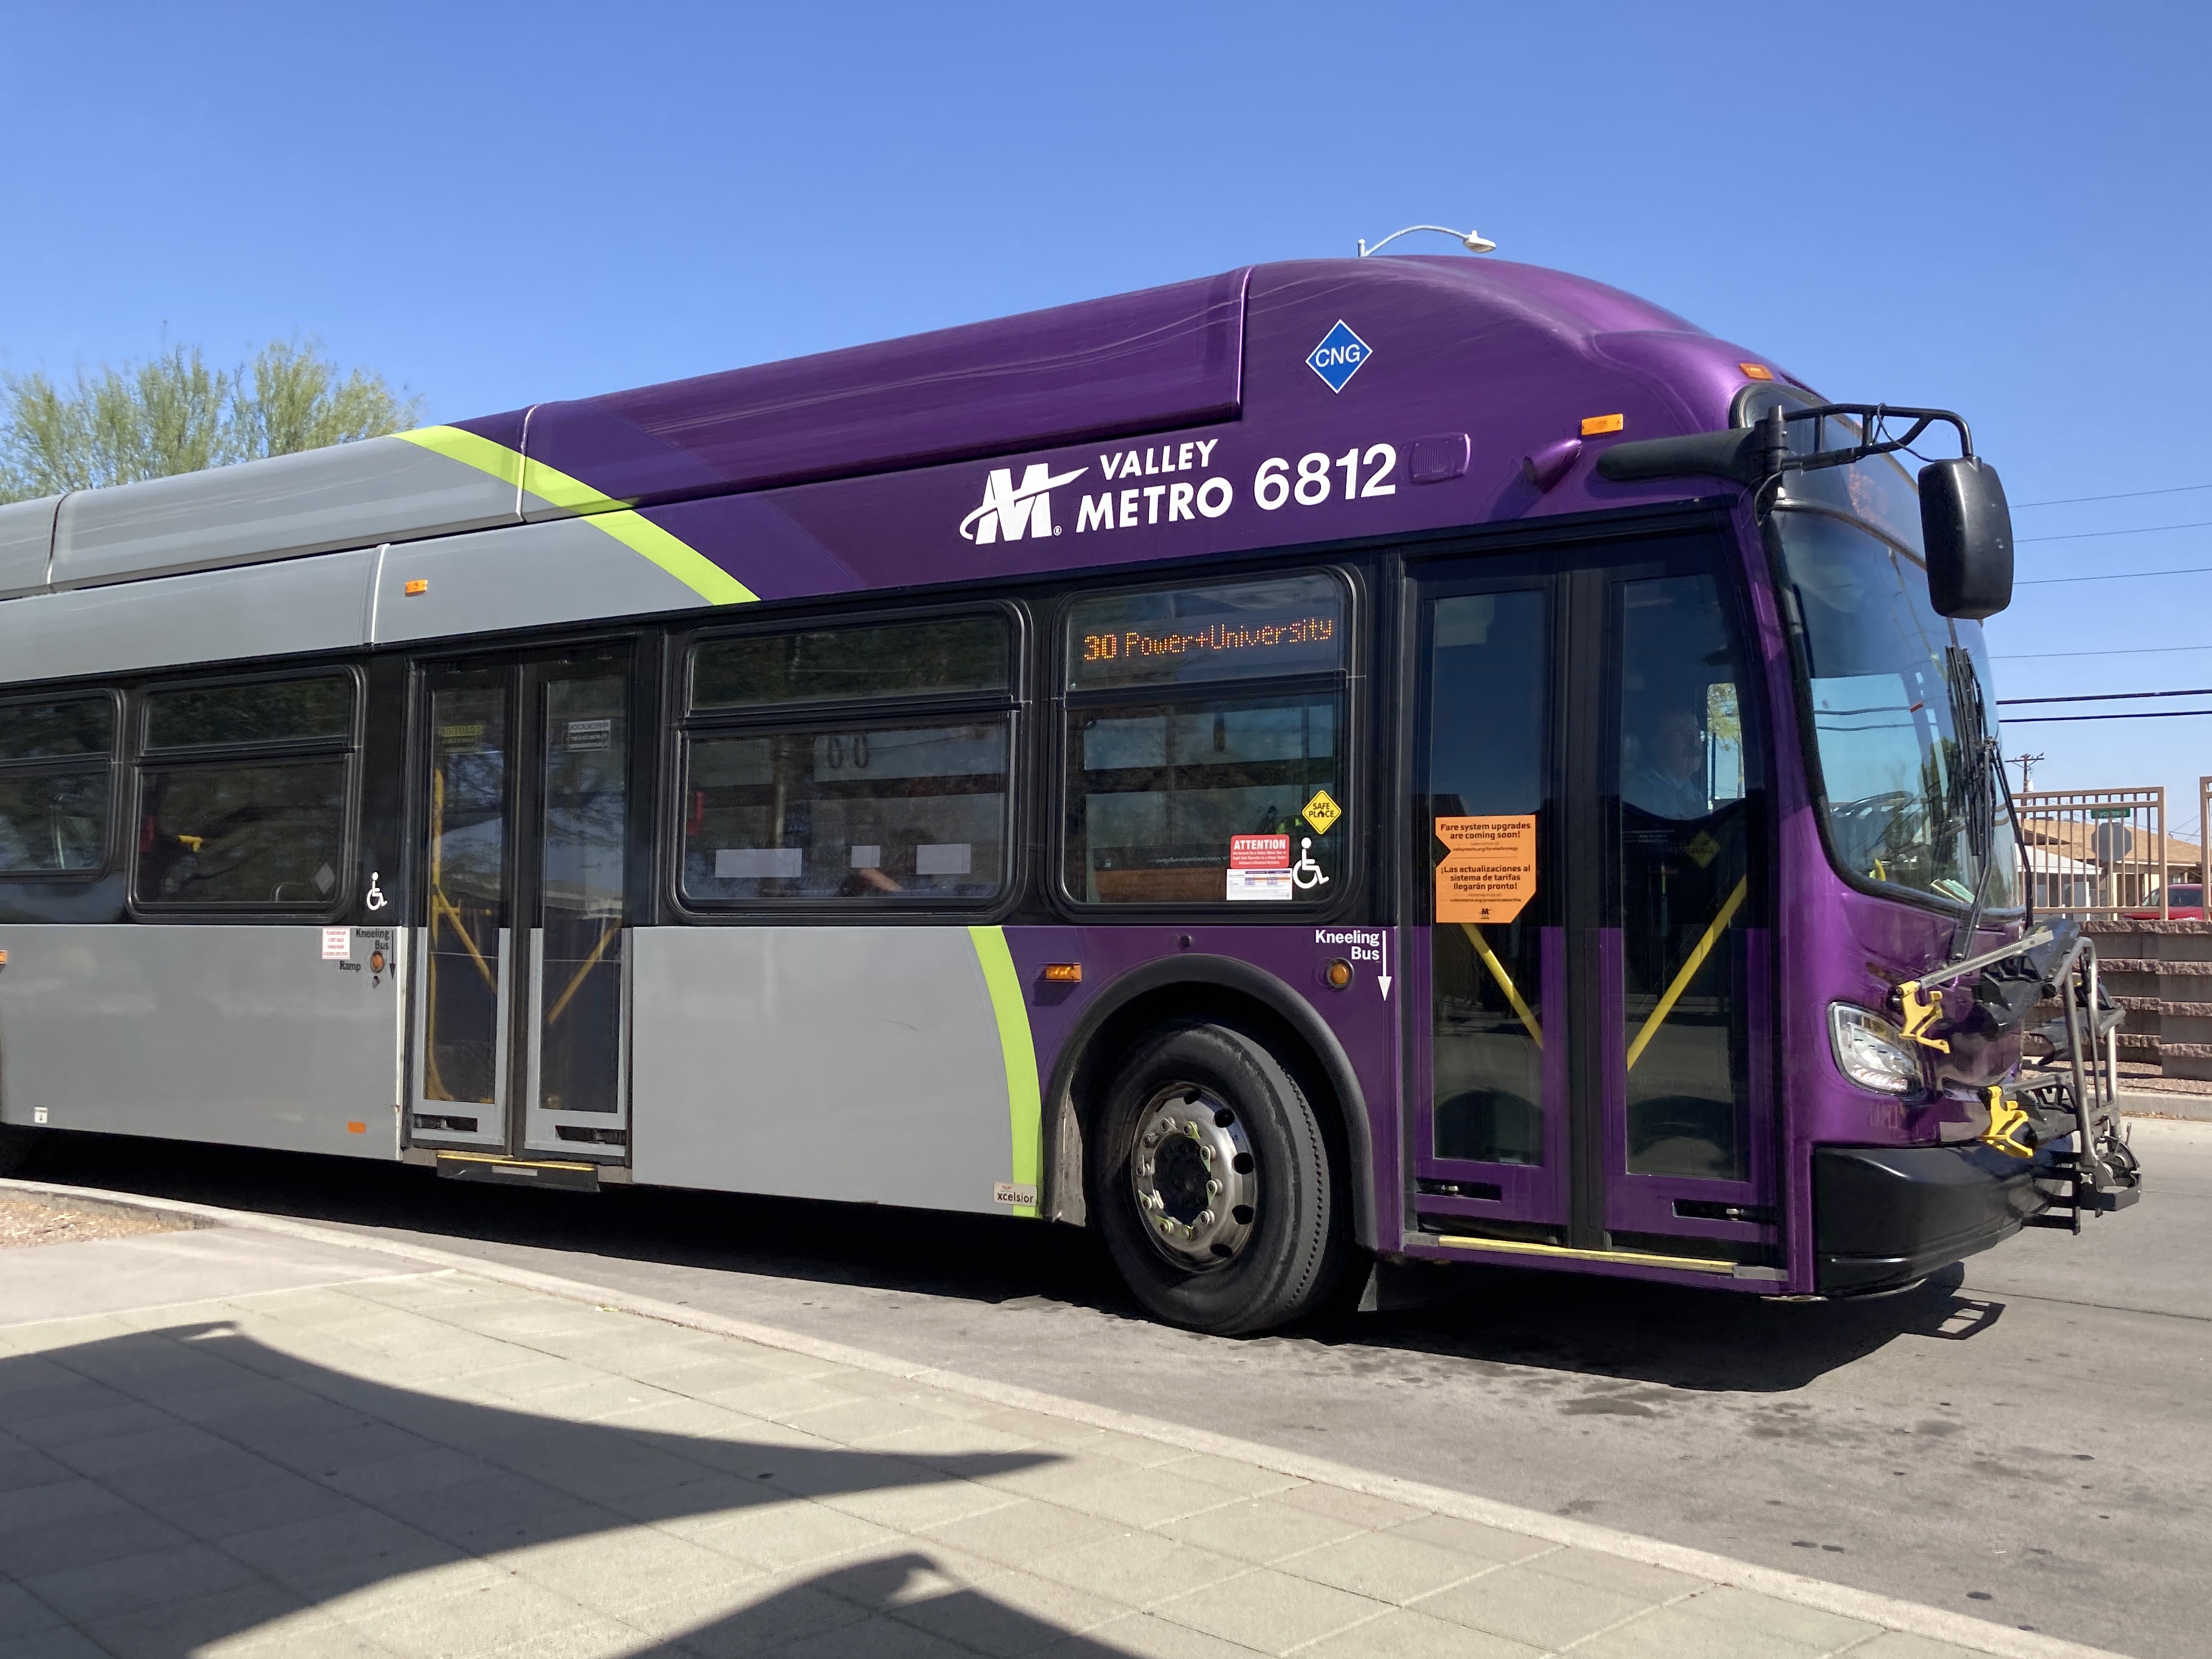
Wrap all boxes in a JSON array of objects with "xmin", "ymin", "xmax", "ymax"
[
  {"xmin": 1412, "ymin": 538, "xmax": 1773, "ymax": 1266},
  {"xmin": 519, "ymin": 656, "xmax": 633, "ymax": 1156},
  {"xmin": 413, "ymin": 665, "xmax": 512, "ymax": 1149},
  {"xmin": 409, "ymin": 646, "xmax": 636, "ymax": 1166},
  {"xmin": 1597, "ymin": 558, "xmax": 1771, "ymax": 1260},
  {"xmin": 1412, "ymin": 575, "xmax": 1568, "ymax": 1235}
]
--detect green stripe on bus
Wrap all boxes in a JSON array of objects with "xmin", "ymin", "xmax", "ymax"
[
  {"xmin": 577, "ymin": 507, "xmax": 757, "ymax": 606},
  {"xmin": 968, "ymin": 924, "xmax": 1042, "ymax": 1217},
  {"xmin": 521, "ymin": 454, "xmax": 632, "ymax": 516},
  {"xmin": 396, "ymin": 424, "xmax": 527, "ymax": 490},
  {"xmin": 394, "ymin": 427, "xmax": 757, "ymax": 608}
]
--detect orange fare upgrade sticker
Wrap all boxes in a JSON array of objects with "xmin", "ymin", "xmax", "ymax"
[{"xmin": 1434, "ymin": 815, "xmax": 1536, "ymax": 925}]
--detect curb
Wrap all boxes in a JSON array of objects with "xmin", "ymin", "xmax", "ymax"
[
  {"xmin": 0, "ymin": 1175, "xmax": 2121, "ymax": 1659},
  {"xmin": 2116, "ymin": 1092, "xmax": 2212, "ymax": 1123}
]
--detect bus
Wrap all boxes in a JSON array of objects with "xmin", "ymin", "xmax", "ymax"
[{"xmin": 0, "ymin": 257, "xmax": 2139, "ymax": 1333}]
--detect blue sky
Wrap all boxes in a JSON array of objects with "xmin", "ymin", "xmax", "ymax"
[{"xmin": 4, "ymin": 3, "xmax": 2208, "ymax": 831}]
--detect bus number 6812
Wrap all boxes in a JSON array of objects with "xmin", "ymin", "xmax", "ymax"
[{"xmin": 1254, "ymin": 444, "xmax": 1398, "ymax": 510}]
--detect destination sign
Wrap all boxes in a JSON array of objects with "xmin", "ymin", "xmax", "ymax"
[
  {"xmin": 1081, "ymin": 614, "xmax": 1334, "ymax": 670},
  {"xmin": 1068, "ymin": 574, "xmax": 1347, "ymax": 689}
]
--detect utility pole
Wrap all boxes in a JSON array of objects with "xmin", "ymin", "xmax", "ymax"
[{"xmin": 2009, "ymin": 752, "xmax": 2046, "ymax": 793}]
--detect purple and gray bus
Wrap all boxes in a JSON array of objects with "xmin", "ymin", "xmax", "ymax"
[{"xmin": 0, "ymin": 257, "xmax": 2139, "ymax": 1331}]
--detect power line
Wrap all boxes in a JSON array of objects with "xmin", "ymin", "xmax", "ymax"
[
  {"xmin": 2015, "ymin": 482, "xmax": 2212, "ymax": 509},
  {"xmin": 2017, "ymin": 564, "xmax": 2212, "ymax": 586},
  {"xmin": 1999, "ymin": 687, "xmax": 2212, "ymax": 706},
  {"xmin": 2004, "ymin": 709, "xmax": 2212, "ymax": 723},
  {"xmin": 2017, "ymin": 520, "xmax": 2212, "ymax": 543},
  {"xmin": 1992, "ymin": 643, "xmax": 2212, "ymax": 659}
]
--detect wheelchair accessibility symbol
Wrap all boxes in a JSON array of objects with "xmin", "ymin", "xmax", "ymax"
[
  {"xmin": 1291, "ymin": 838, "xmax": 1328, "ymax": 892},
  {"xmin": 364, "ymin": 872, "xmax": 388, "ymax": 912}
]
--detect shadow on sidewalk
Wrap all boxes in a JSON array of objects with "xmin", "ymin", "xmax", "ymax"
[
  {"xmin": 629, "ymin": 1553, "xmax": 1140, "ymax": 1655},
  {"xmin": 0, "ymin": 1321, "xmax": 1072, "ymax": 1656}
]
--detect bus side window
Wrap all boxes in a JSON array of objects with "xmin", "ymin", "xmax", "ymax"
[
  {"xmin": 679, "ymin": 614, "xmax": 1015, "ymax": 907},
  {"xmin": 132, "ymin": 674, "xmax": 357, "ymax": 911},
  {"xmin": 1060, "ymin": 572, "xmax": 1349, "ymax": 908},
  {"xmin": 0, "ymin": 694, "xmax": 117, "ymax": 877}
]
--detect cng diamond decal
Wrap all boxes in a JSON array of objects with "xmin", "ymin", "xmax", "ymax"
[
  {"xmin": 1306, "ymin": 321, "xmax": 1372, "ymax": 393},
  {"xmin": 1301, "ymin": 789, "xmax": 1343, "ymax": 835}
]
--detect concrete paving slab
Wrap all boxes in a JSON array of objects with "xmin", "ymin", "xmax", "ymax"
[
  {"xmin": 1272, "ymin": 1526, "xmax": 1491, "ymax": 1603},
  {"xmin": 1297, "ymin": 1604, "xmax": 1542, "ymax": 1657},
  {"xmin": 0, "ymin": 1225, "xmax": 412, "ymax": 1327},
  {"xmin": 1149, "ymin": 1563, "xmax": 1382, "ymax": 1653}
]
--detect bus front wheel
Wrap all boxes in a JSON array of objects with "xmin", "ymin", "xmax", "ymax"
[{"xmin": 1090, "ymin": 1020, "xmax": 1348, "ymax": 1335}]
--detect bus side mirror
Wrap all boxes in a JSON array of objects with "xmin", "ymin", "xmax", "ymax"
[{"xmin": 1920, "ymin": 457, "xmax": 2013, "ymax": 619}]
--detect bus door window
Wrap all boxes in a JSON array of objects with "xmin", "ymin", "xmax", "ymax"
[
  {"xmin": 1613, "ymin": 575, "xmax": 1756, "ymax": 1182},
  {"xmin": 1062, "ymin": 573, "xmax": 1348, "ymax": 908},
  {"xmin": 535, "ymin": 674, "xmax": 629, "ymax": 1115},
  {"xmin": 423, "ymin": 682, "xmax": 508, "ymax": 1110},
  {"xmin": 1425, "ymin": 588, "xmax": 1552, "ymax": 1167}
]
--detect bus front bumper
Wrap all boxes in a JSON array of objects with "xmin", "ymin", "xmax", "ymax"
[{"xmin": 1813, "ymin": 1142, "xmax": 2065, "ymax": 1295}]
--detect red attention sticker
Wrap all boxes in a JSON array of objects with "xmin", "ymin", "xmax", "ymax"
[{"xmin": 1230, "ymin": 834, "xmax": 1292, "ymax": 870}]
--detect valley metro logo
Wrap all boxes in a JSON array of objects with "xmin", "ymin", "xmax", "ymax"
[{"xmin": 959, "ymin": 462, "xmax": 1087, "ymax": 543}]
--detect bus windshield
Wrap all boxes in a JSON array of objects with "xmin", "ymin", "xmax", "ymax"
[{"xmin": 1773, "ymin": 500, "xmax": 2019, "ymax": 912}]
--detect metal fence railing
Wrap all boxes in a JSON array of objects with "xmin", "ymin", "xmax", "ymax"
[{"xmin": 2014, "ymin": 786, "xmax": 2185, "ymax": 918}]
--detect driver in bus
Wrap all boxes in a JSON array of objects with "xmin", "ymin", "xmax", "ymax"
[{"xmin": 1624, "ymin": 703, "xmax": 1709, "ymax": 820}]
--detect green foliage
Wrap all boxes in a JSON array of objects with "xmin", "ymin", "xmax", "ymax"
[{"xmin": 0, "ymin": 340, "xmax": 421, "ymax": 503}]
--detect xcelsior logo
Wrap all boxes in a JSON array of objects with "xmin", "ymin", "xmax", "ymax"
[
  {"xmin": 959, "ymin": 462, "xmax": 1087, "ymax": 543},
  {"xmin": 1306, "ymin": 321, "xmax": 1372, "ymax": 393}
]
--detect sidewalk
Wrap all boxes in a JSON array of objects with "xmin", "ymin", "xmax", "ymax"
[{"xmin": 0, "ymin": 1180, "xmax": 2121, "ymax": 1659}]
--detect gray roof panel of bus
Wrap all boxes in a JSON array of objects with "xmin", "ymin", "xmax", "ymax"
[
  {"xmin": 0, "ymin": 495, "xmax": 60, "ymax": 600},
  {"xmin": 45, "ymin": 436, "xmax": 525, "ymax": 592}
]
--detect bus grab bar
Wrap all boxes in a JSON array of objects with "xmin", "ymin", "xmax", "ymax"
[
  {"xmin": 1459, "ymin": 923, "xmax": 1542, "ymax": 1049},
  {"xmin": 1625, "ymin": 878, "xmax": 1749, "ymax": 1070}
]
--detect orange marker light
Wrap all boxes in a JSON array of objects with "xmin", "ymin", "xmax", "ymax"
[
  {"xmin": 404, "ymin": 579, "xmax": 429, "ymax": 596},
  {"xmin": 1043, "ymin": 962, "xmax": 1083, "ymax": 984},
  {"xmin": 1580, "ymin": 414, "xmax": 1625, "ymax": 436},
  {"xmin": 1326, "ymin": 959, "xmax": 1354, "ymax": 990},
  {"xmin": 1739, "ymin": 363, "xmax": 1775, "ymax": 381},
  {"xmin": 346, "ymin": 1120, "xmax": 367, "ymax": 1134}
]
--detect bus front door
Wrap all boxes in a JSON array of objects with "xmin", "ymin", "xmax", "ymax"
[
  {"xmin": 1411, "ymin": 536, "xmax": 1777, "ymax": 1271},
  {"xmin": 409, "ymin": 646, "xmax": 637, "ymax": 1168}
]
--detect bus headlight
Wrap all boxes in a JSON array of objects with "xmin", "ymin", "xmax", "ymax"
[{"xmin": 1829, "ymin": 1003, "xmax": 1920, "ymax": 1095}]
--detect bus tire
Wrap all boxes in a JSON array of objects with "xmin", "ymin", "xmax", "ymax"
[{"xmin": 1090, "ymin": 1020, "xmax": 1348, "ymax": 1336}]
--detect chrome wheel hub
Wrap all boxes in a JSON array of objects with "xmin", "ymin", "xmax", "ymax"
[{"xmin": 1130, "ymin": 1087, "xmax": 1257, "ymax": 1269}]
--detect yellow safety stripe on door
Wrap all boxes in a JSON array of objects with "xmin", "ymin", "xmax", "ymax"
[
  {"xmin": 968, "ymin": 925, "xmax": 1043, "ymax": 1217},
  {"xmin": 395, "ymin": 426, "xmax": 757, "ymax": 608},
  {"xmin": 1459, "ymin": 923, "xmax": 1542, "ymax": 1049},
  {"xmin": 1625, "ymin": 876, "xmax": 1750, "ymax": 1071}
]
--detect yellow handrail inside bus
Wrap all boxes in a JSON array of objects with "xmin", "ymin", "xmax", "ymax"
[
  {"xmin": 1625, "ymin": 876, "xmax": 1749, "ymax": 1071},
  {"xmin": 1459, "ymin": 923, "xmax": 1542, "ymax": 1049},
  {"xmin": 545, "ymin": 919, "xmax": 620, "ymax": 1027},
  {"xmin": 433, "ymin": 891, "xmax": 499, "ymax": 992},
  {"xmin": 427, "ymin": 766, "xmax": 498, "ymax": 994}
]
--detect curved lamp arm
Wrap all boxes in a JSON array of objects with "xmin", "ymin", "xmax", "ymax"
[{"xmin": 1356, "ymin": 224, "xmax": 1497, "ymax": 257}]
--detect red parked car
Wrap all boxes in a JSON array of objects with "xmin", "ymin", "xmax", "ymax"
[{"xmin": 2126, "ymin": 883, "xmax": 2207, "ymax": 919}]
